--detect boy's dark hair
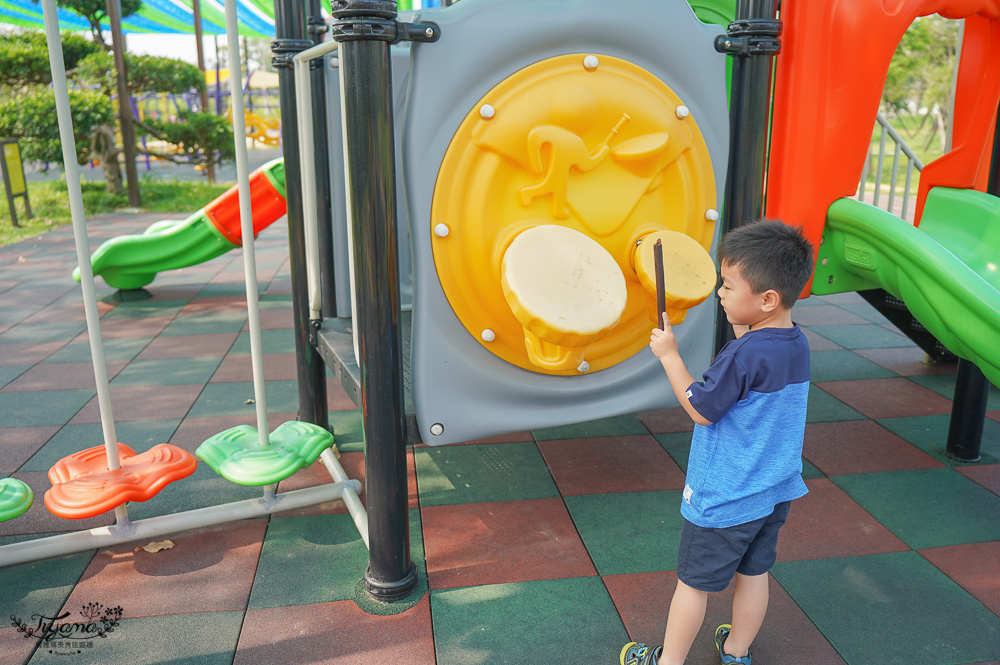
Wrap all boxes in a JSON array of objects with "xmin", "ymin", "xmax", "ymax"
[{"xmin": 717, "ymin": 219, "xmax": 815, "ymax": 309}]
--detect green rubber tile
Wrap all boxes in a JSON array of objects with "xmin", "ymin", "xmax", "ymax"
[
  {"xmin": 0, "ymin": 390, "xmax": 94, "ymax": 428},
  {"xmin": 810, "ymin": 349, "xmax": 898, "ymax": 382},
  {"xmin": 197, "ymin": 283, "xmax": 250, "ymax": 298},
  {"xmin": 329, "ymin": 409, "xmax": 364, "ymax": 453},
  {"xmin": 807, "ymin": 384, "xmax": 866, "ymax": 423},
  {"xmin": 26, "ymin": 611, "xmax": 244, "ymax": 665},
  {"xmin": 431, "ymin": 577, "xmax": 628, "ymax": 665},
  {"xmin": 909, "ymin": 374, "xmax": 1000, "ymax": 410},
  {"xmin": 185, "ymin": 380, "xmax": 299, "ymax": 418},
  {"xmin": 1, "ymin": 552, "xmax": 94, "ymax": 623},
  {"xmin": 159, "ymin": 311, "xmax": 248, "ymax": 336},
  {"xmin": 248, "ymin": 513, "xmax": 368, "ymax": 609},
  {"xmin": 258, "ymin": 297, "xmax": 293, "ymax": 309},
  {"xmin": 100, "ymin": 299, "xmax": 189, "ymax": 319},
  {"xmin": 20, "ymin": 420, "xmax": 181, "ymax": 472},
  {"xmin": 838, "ymin": 301, "xmax": 892, "ymax": 324},
  {"xmin": 809, "ymin": 323, "xmax": 913, "ymax": 349},
  {"xmin": 0, "ymin": 320, "xmax": 87, "ymax": 344},
  {"xmin": 565, "ymin": 491, "xmax": 682, "ymax": 576},
  {"xmin": 772, "ymin": 551, "xmax": 1000, "ymax": 665},
  {"xmin": 532, "ymin": 413, "xmax": 648, "ymax": 441},
  {"xmin": 42, "ymin": 337, "xmax": 151, "ymax": 363},
  {"xmin": 123, "ymin": 464, "xmax": 261, "ymax": 520},
  {"xmin": 655, "ymin": 431, "xmax": 692, "ymax": 472},
  {"xmin": 800, "ymin": 457, "xmax": 824, "ymax": 479},
  {"xmin": 878, "ymin": 415, "xmax": 1000, "ymax": 466},
  {"xmin": 229, "ymin": 329, "xmax": 296, "ymax": 355},
  {"xmin": 415, "ymin": 441, "xmax": 558, "ymax": 506},
  {"xmin": 0, "ymin": 365, "xmax": 30, "ymax": 389},
  {"xmin": 832, "ymin": 469, "xmax": 1000, "ymax": 549},
  {"xmin": 111, "ymin": 356, "xmax": 223, "ymax": 387}
]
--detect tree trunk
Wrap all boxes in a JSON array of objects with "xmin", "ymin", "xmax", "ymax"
[{"xmin": 93, "ymin": 125, "xmax": 125, "ymax": 196}]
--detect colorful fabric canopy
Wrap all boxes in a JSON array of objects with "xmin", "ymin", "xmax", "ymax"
[{"xmin": 0, "ymin": 0, "xmax": 333, "ymax": 37}]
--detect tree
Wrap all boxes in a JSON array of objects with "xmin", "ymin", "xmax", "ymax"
[
  {"xmin": 882, "ymin": 16, "xmax": 960, "ymax": 151},
  {"xmin": 0, "ymin": 31, "xmax": 234, "ymax": 195},
  {"xmin": 0, "ymin": 29, "xmax": 100, "ymax": 88},
  {"xmin": 34, "ymin": 0, "xmax": 143, "ymax": 48}
]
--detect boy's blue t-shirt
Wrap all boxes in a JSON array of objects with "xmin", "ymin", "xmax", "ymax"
[{"xmin": 682, "ymin": 324, "xmax": 810, "ymax": 529}]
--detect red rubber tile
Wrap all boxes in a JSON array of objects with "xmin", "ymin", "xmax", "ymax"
[
  {"xmin": 1, "ymin": 360, "xmax": 127, "ymax": 392},
  {"xmin": 168, "ymin": 413, "xmax": 298, "ymax": 453},
  {"xmin": 210, "ymin": 353, "xmax": 298, "ymax": 382},
  {"xmin": 0, "ymin": 341, "xmax": 65, "ymax": 366},
  {"xmin": 814, "ymin": 378, "xmax": 954, "ymax": 419},
  {"xmin": 803, "ymin": 420, "xmax": 945, "ymax": 475},
  {"xmin": 855, "ymin": 346, "xmax": 957, "ymax": 377},
  {"xmin": 135, "ymin": 332, "xmax": 238, "ymax": 360},
  {"xmin": 69, "ymin": 384, "xmax": 202, "ymax": 424},
  {"xmin": 421, "ymin": 498, "xmax": 596, "ymax": 589},
  {"xmin": 0, "ymin": 425, "xmax": 59, "ymax": 472},
  {"xmin": 636, "ymin": 406, "xmax": 695, "ymax": 434},
  {"xmin": 777, "ymin": 478, "xmax": 908, "ymax": 561},
  {"xmin": 957, "ymin": 464, "xmax": 1000, "ymax": 497},
  {"xmin": 276, "ymin": 451, "xmax": 368, "ymax": 516},
  {"xmin": 603, "ymin": 570, "xmax": 846, "ymax": 665},
  {"xmin": 327, "ymin": 378, "xmax": 357, "ymax": 411},
  {"xmin": 919, "ymin": 541, "xmax": 1000, "ymax": 617},
  {"xmin": 0, "ymin": 627, "xmax": 37, "ymax": 665},
  {"xmin": 75, "ymin": 315, "xmax": 174, "ymax": 339},
  {"xmin": 234, "ymin": 595, "xmax": 435, "ymax": 665},
  {"xmin": 537, "ymin": 435, "xmax": 685, "ymax": 496},
  {"xmin": 63, "ymin": 519, "xmax": 268, "ymax": 619},
  {"xmin": 241, "ymin": 307, "xmax": 293, "ymax": 331}
]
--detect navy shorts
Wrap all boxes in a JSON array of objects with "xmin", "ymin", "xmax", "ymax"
[{"xmin": 676, "ymin": 501, "xmax": 791, "ymax": 592}]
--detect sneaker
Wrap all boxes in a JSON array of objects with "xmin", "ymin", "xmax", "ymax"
[
  {"xmin": 715, "ymin": 625, "xmax": 752, "ymax": 665},
  {"xmin": 620, "ymin": 641, "xmax": 662, "ymax": 665}
]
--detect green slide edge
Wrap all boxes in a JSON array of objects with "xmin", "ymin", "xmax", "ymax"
[{"xmin": 813, "ymin": 189, "xmax": 1000, "ymax": 387}]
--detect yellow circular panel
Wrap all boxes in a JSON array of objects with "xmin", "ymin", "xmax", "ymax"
[{"xmin": 432, "ymin": 53, "xmax": 717, "ymax": 375}]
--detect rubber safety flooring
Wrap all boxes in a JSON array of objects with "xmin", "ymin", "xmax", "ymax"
[{"xmin": 0, "ymin": 213, "xmax": 998, "ymax": 664}]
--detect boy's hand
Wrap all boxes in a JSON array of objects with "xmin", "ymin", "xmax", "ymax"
[{"xmin": 649, "ymin": 313, "xmax": 679, "ymax": 359}]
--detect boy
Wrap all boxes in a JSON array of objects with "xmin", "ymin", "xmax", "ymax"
[{"xmin": 622, "ymin": 219, "xmax": 815, "ymax": 665}]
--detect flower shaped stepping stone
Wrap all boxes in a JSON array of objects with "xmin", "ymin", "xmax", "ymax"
[
  {"xmin": 0, "ymin": 478, "xmax": 33, "ymax": 522},
  {"xmin": 45, "ymin": 443, "xmax": 198, "ymax": 519},
  {"xmin": 196, "ymin": 420, "xmax": 334, "ymax": 486}
]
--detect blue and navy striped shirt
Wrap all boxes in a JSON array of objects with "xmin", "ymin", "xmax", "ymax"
[{"xmin": 682, "ymin": 324, "xmax": 810, "ymax": 528}]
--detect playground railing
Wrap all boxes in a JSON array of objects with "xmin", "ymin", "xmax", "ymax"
[{"xmin": 857, "ymin": 111, "xmax": 924, "ymax": 223}]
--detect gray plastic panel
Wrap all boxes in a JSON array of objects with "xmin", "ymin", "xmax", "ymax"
[
  {"xmin": 325, "ymin": 45, "xmax": 415, "ymax": 319},
  {"xmin": 403, "ymin": 0, "xmax": 729, "ymax": 445}
]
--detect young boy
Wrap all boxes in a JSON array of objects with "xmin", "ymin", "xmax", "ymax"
[{"xmin": 621, "ymin": 219, "xmax": 815, "ymax": 665}]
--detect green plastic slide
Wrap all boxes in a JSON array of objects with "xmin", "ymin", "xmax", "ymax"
[{"xmin": 813, "ymin": 188, "xmax": 1000, "ymax": 387}]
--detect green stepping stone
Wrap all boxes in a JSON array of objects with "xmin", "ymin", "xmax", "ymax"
[
  {"xmin": 197, "ymin": 420, "xmax": 334, "ymax": 486},
  {"xmin": 0, "ymin": 478, "xmax": 33, "ymax": 521}
]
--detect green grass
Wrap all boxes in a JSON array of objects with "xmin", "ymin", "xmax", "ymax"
[{"xmin": 0, "ymin": 178, "xmax": 234, "ymax": 247}]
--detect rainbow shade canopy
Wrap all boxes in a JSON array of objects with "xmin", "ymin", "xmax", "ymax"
[{"xmin": 0, "ymin": 0, "xmax": 334, "ymax": 37}]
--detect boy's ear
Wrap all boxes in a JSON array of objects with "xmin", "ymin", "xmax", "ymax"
[{"xmin": 760, "ymin": 289, "xmax": 781, "ymax": 313}]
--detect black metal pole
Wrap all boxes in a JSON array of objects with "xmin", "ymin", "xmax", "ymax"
[
  {"xmin": 945, "ymin": 100, "xmax": 1000, "ymax": 463},
  {"xmin": 332, "ymin": 0, "xmax": 416, "ymax": 601},
  {"xmin": 272, "ymin": 0, "xmax": 329, "ymax": 429},
  {"xmin": 308, "ymin": 0, "xmax": 338, "ymax": 319},
  {"xmin": 712, "ymin": 0, "xmax": 780, "ymax": 354}
]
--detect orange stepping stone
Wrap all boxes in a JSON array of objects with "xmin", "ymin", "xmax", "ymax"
[{"xmin": 45, "ymin": 443, "xmax": 197, "ymax": 519}]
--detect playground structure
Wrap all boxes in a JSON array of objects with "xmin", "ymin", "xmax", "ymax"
[{"xmin": 1, "ymin": 0, "xmax": 998, "ymax": 608}]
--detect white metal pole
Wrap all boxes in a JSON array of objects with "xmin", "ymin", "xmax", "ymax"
[
  {"xmin": 223, "ymin": 0, "xmax": 270, "ymax": 447},
  {"xmin": 41, "ymin": 1, "xmax": 126, "ymax": 529}
]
